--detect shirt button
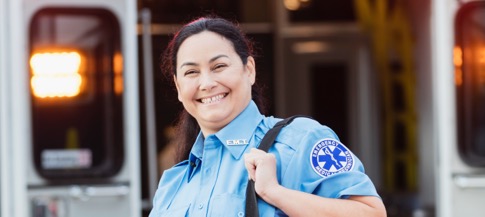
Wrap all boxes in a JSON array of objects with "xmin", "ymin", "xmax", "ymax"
[
  {"xmin": 198, "ymin": 203, "xmax": 204, "ymax": 209},
  {"xmin": 238, "ymin": 211, "xmax": 244, "ymax": 217}
]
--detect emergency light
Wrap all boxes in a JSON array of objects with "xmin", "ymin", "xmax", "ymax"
[{"xmin": 30, "ymin": 51, "xmax": 84, "ymax": 98}]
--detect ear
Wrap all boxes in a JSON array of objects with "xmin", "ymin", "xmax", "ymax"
[
  {"xmin": 245, "ymin": 56, "xmax": 256, "ymax": 85},
  {"xmin": 173, "ymin": 75, "xmax": 182, "ymax": 102}
]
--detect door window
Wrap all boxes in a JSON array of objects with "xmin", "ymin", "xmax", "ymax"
[
  {"xmin": 456, "ymin": 1, "xmax": 485, "ymax": 166},
  {"xmin": 29, "ymin": 8, "xmax": 124, "ymax": 179}
]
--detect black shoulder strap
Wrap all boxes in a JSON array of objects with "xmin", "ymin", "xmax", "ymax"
[
  {"xmin": 245, "ymin": 115, "xmax": 308, "ymax": 217},
  {"xmin": 257, "ymin": 115, "xmax": 305, "ymax": 152}
]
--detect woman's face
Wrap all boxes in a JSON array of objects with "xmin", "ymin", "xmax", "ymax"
[{"xmin": 174, "ymin": 31, "xmax": 255, "ymax": 136}]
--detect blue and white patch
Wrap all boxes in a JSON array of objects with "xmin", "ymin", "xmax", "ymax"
[{"xmin": 310, "ymin": 138, "xmax": 354, "ymax": 177}]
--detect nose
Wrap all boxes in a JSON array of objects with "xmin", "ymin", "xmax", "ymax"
[{"xmin": 199, "ymin": 71, "xmax": 217, "ymax": 91}]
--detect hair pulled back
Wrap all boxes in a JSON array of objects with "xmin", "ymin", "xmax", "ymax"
[{"xmin": 162, "ymin": 16, "xmax": 265, "ymax": 162}]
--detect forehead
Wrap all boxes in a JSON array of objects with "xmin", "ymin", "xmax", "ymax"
[{"xmin": 177, "ymin": 31, "xmax": 236, "ymax": 62}]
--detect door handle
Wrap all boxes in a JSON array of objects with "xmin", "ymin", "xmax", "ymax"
[
  {"xmin": 454, "ymin": 175, "xmax": 485, "ymax": 188},
  {"xmin": 69, "ymin": 185, "xmax": 129, "ymax": 201}
]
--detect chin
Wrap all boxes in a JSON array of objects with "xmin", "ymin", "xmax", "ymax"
[
  {"xmin": 200, "ymin": 112, "xmax": 233, "ymax": 125},
  {"xmin": 202, "ymin": 114, "xmax": 229, "ymax": 123}
]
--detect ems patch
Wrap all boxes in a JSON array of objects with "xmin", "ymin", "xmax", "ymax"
[{"xmin": 310, "ymin": 138, "xmax": 354, "ymax": 177}]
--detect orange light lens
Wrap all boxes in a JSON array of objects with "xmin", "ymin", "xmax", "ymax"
[{"xmin": 30, "ymin": 51, "xmax": 83, "ymax": 98}]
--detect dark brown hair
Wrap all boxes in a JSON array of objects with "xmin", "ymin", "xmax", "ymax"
[{"xmin": 161, "ymin": 16, "xmax": 265, "ymax": 162}]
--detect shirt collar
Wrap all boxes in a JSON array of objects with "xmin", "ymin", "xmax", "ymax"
[
  {"xmin": 188, "ymin": 100, "xmax": 264, "ymax": 161},
  {"xmin": 190, "ymin": 133, "xmax": 204, "ymax": 160},
  {"xmin": 215, "ymin": 100, "xmax": 264, "ymax": 159}
]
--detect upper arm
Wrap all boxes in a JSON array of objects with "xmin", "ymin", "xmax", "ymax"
[{"xmin": 277, "ymin": 118, "xmax": 380, "ymax": 198}]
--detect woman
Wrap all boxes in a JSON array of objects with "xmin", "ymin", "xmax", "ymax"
[{"xmin": 149, "ymin": 16, "xmax": 386, "ymax": 217}]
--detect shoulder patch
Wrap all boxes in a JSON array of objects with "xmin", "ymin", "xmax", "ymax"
[{"xmin": 310, "ymin": 138, "xmax": 354, "ymax": 177}]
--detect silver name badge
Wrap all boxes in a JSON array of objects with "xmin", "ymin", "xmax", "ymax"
[{"xmin": 226, "ymin": 139, "xmax": 249, "ymax": 146}]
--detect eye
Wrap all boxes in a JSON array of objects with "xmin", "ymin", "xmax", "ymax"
[
  {"xmin": 212, "ymin": 63, "xmax": 227, "ymax": 72},
  {"xmin": 183, "ymin": 69, "xmax": 198, "ymax": 76}
]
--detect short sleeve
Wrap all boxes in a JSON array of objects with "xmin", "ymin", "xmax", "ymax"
[{"xmin": 276, "ymin": 118, "xmax": 380, "ymax": 199}]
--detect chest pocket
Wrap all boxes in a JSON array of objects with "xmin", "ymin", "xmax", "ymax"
[
  {"xmin": 209, "ymin": 194, "xmax": 245, "ymax": 217},
  {"xmin": 159, "ymin": 204, "xmax": 190, "ymax": 217}
]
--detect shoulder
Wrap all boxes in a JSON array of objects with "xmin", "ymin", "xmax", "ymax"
[
  {"xmin": 286, "ymin": 116, "xmax": 332, "ymax": 133},
  {"xmin": 258, "ymin": 115, "xmax": 345, "ymax": 156},
  {"xmin": 269, "ymin": 116, "xmax": 340, "ymax": 149},
  {"xmin": 157, "ymin": 160, "xmax": 188, "ymax": 187},
  {"xmin": 261, "ymin": 116, "xmax": 333, "ymax": 133}
]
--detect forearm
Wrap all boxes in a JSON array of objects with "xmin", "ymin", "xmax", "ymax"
[{"xmin": 260, "ymin": 185, "xmax": 386, "ymax": 217}]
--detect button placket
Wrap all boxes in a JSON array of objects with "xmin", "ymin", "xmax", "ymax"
[
  {"xmin": 204, "ymin": 168, "xmax": 211, "ymax": 175},
  {"xmin": 194, "ymin": 136, "xmax": 221, "ymax": 216}
]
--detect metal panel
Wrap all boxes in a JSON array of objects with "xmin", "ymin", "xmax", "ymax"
[
  {"xmin": 6, "ymin": 0, "xmax": 30, "ymax": 216},
  {"xmin": 0, "ymin": 0, "xmax": 7, "ymax": 215}
]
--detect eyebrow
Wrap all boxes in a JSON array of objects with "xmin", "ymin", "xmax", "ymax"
[{"xmin": 179, "ymin": 54, "xmax": 229, "ymax": 69}]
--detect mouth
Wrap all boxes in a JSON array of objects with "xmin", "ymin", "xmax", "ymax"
[{"xmin": 198, "ymin": 93, "xmax": 228, "ymax": 104}]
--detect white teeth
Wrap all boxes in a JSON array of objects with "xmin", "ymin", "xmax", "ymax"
[{"xmin": 201, "ymin": 94, "xmax": 225, "ymax": 104}]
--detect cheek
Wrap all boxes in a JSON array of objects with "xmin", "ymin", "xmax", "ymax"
[
  {"xmin": 177, "ymin": 85, "xmax": 189, "ymax": 98},
  {"xmin": 176, "ymin": 81, "xmax": 196, "ymax": 98}
]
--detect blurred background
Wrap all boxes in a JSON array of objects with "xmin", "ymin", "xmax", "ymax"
[{"xmin": 2, "ymin": 0, "xmax": 485, "ymax": 217}]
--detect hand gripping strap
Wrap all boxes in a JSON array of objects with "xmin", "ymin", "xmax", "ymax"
[{"xmin": 245, "ymin": 115, "xmax": 309, "ymax": 217}]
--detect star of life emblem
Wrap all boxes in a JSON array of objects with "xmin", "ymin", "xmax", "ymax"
[{"xmin": 310, "ymin": 138, "xmax": 354, "ymax": 177}]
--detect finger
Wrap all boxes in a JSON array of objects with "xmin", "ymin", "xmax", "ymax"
[{"xmin": 243, "ymin": 154, "xmax": 257, "ymax": 180}]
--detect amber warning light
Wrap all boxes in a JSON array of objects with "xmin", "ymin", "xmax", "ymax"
[{"xmin": 30, "ymin": 51, "xmax": 84, "ymax": 98}]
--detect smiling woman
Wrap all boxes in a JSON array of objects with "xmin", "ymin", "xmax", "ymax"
[
  {"xmin": 149, "ymin": 16, "xmax": 386, "ymax": 217},
  {"xmin": 174, "ymin": 31, "xmax": 256, "ymax": 135}
]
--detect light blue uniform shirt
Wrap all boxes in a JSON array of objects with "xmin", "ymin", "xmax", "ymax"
[{"xmin": 149, "ymin": 101, "xmax": 379, "ymax": 217}]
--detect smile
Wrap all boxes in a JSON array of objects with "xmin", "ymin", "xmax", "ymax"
[{"xmin": 199, "ymin": 93, "xmax": 228, "ymax": 104}]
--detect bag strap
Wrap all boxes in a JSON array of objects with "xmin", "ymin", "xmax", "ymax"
[{"xmin": 245, "ymin": 115, "xmax": 307, "ymax": 217}]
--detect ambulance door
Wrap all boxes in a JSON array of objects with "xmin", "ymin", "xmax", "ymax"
[
  {"xmin": 434, "ymin": 1, "xmax": 485, "ymax": 216},
  {"xmin": 23, "ymin": 1, "xmax": 140, "ymax": 217},
  {"xmin": 450, "ymin": 1, "xmax": 485, "ymax": 216}
]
